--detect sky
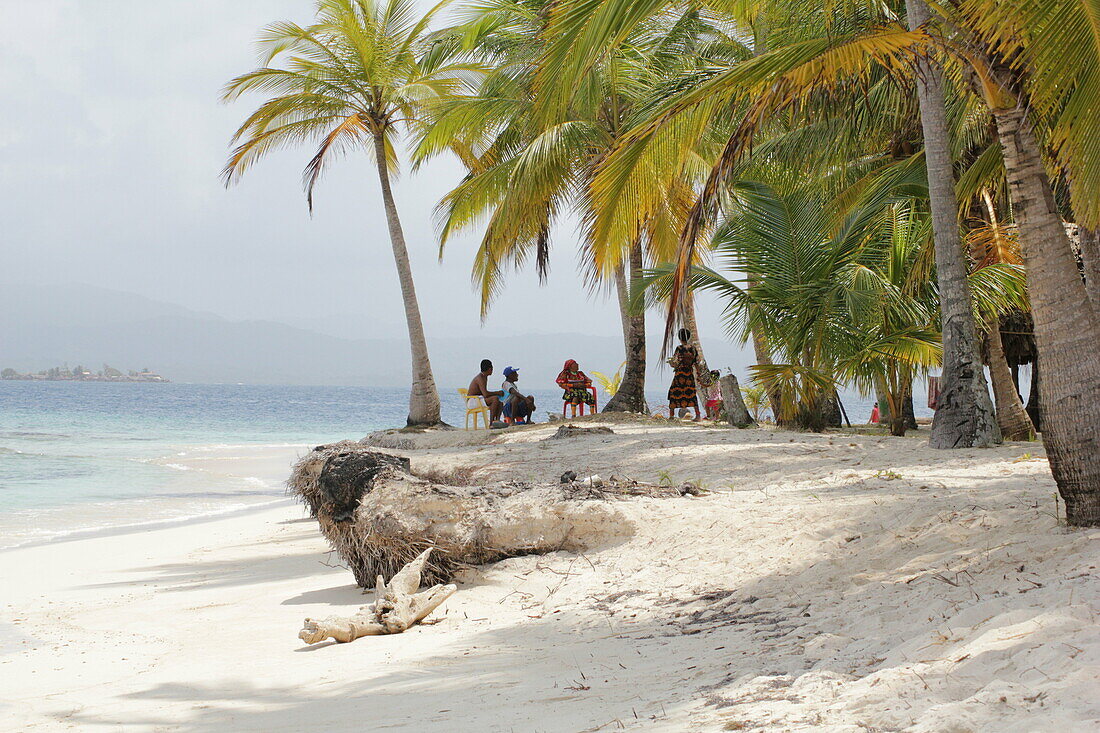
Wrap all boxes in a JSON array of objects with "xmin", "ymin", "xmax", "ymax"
[{"xmin": 0, "ymin": 0, "xmax": 735, "ymax": 346}]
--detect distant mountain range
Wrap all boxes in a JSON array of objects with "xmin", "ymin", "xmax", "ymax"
[{"xmin": 0, "ymin": 282, "xmax": 753, "ymax": 388}]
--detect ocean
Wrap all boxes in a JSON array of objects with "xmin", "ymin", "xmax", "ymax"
[
  {"xmin": 0, "ymin": 380, "xmax": 895, "ymax": 550},
  {"xmin": 0, "ymin": 381, "xmax": 569, "ymax": 549}
]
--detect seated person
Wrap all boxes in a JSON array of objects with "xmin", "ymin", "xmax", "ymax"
[
  {"xmin": 703, "ymin": 370, "xmax": 724, "ymax": 420},
  {"xmin": 467, "ymin": 359, "xmax": 505, "ymax": 422},
  {"xmin": 556, "ymin": 359, "xmax": 595, "ymax": 418},
  {"xmin": 501, "ymin": 366, "xmax": 536, "ymax": 424}
]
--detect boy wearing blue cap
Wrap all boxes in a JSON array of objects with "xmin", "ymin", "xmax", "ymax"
[{"xmin": 501, "ymin": 366, "xmax": 536, "ymax": 424}]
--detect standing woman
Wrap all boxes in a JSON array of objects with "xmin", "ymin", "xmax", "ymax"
[{"xmin": 667, "ymin": 328, "xmax": 701, "ymax": 420}]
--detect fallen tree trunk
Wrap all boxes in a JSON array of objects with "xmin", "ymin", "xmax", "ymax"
[
  {"xmin": 288, "ymin": 444, "xmax": 637, "ymax": 586},
  {"xmin": 299, "ymin": 548, "xmax": 456, "ymax": 644}
]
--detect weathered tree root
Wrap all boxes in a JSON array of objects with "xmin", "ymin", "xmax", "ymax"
[{"xmin": 298, "ymin": 548, "xmax": 457, "ymax": 644}]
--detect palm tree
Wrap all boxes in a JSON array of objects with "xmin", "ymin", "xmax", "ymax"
[
  {"xmin": 965, "ymin": 197, "xmax": 1035, "ymax": 441},
  {"xmin": 663, "ymin": 183, "xmax": 1025, "ymax": 436},
  {"xmin": 902, "ymin": 0, "xmax": 999, "ymax": 446},
  {"xmin": 417, "ymin": 0, "xmax": 654, "ymax": 410},
  {"xmin": 948, "ymin": 0, "xmax": 1100, "ymax": 521},
  {"xmin": 839, "ymin": 203, "xmax": 943, "ymax": 437},
  {"xmin": 221, "ymin": 0, "xmax": 470, "ymax": 426},
  {"xmin": 418, "ymin": 2, "xmax": 744, "ymax": 414},
  {"xmin": 533, "ymin": 0, "xmax": 1100, "ymax": 523},
  {"xmin": 531, "ymin": 0, "xmax": 996, "ymax": 443},
  {"xmin": 681, "ymin": 184, "xmax": 941, "ymax": 433}
]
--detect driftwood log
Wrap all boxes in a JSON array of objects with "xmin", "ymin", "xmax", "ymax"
[
  {"xmin": 299, "ymin": 548, "xmax": 456, "ymax": 644},
  {"xmin": 548, "ymin": 424, "xmax": 614, "ymax": 439},
  {"xmin": 288, "ymin": 444, "xmax": 635, "ymax": 586}
]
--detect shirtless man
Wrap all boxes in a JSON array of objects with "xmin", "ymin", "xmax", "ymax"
[{"xmin": 468, "ymin": 359, "xmax": 505, "ymax": 422}]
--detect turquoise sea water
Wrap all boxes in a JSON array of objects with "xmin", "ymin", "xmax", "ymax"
[
  {"xmin": 0, "ymin": 381, "xmax": 568, "ymax": 548},
  {"xmin": 0, "ymin": 380, "xmax": 894, "ymax": 549}
]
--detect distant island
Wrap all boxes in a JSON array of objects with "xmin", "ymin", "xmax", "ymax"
[{"xmin": 1, "ymin": 364, "xmax": 169, "ymax": 383}]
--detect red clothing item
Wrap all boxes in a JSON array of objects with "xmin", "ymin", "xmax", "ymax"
[{"xmin": 555, "ymin": 359, "xmax": 591, "ymax": 390}]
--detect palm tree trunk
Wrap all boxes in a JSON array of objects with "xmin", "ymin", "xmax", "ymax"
[
  {"xmin": 903, "ymin": 387, "xmax": 918, "ymax": 431},
  {"xmin": 905, "ymin": 0, "xmax": 1000, "ymax": 448},
  {"xmin": 1077, "ymin": 226, "xmax": 1100, "ymax": 307},
  {"xmin": 747, "ymin": 31, "xmax": 783, "ymax": 422},
  {"xmin": 612, "ymin": 264, "xmax": 632, "ymax": 349},
  {"xmin": 682, "ymin": 290, "xmax": 711, "ymax": 385},
  {"xmin": 986, "ymin": 316, "xmax": 1034, "ymax": 441},
  {"xmin": 886, "ymin": 391, "xmax": 906, "ymax": 436},
  {"xmin": 993, "ymin": 103, "xmax": 1100, "ymax": 525},
  {"xmin": 372, "ymin": 132, "xmax": 441, "ymax": 426},
  {"xmin": 605, "ymin": 241, "xmax": 648, "ymax": 413},
  {"xmin": 873, "ymin": 374, "xmax": 891, "ymax": 427},
  {"xmin": 746, "ymin": 274, "xmax": 783, "ymax": 421},
  {"xmin": 750, "ymin": 332, "xmax": 782, "ymax": 418}
]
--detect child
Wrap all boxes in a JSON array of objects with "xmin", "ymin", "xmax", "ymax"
[{"xmin": 703, "ymin": 370, "xmax": 724, "ymax": 420}]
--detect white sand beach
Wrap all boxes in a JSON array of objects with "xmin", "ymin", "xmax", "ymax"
[{"xmin": 2, "ymin": 421, "xmax": 1097, "ymax": 731}]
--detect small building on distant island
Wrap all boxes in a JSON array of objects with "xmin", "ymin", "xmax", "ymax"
[{"xmin": 1, "ymin": 364, "xmax": 169, "ymax": 382}]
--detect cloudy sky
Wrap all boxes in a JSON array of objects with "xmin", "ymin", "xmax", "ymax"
[{"xmin": 1, "ymin": 0, "xmax": 732, "ymax": 344}]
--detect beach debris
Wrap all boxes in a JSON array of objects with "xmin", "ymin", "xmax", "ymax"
[
  {"xmin": 561, "ymin": 470, "xmax": 577, "ymax": 483},
  {"xmin": 298, "ymin": 548, "xmax": 456, "ymax": 644},
  {"xmin": 561, "ymin": 474, "xmax": 706, "ymax": 500},
  {"xmin": 361, "ymin": 429, "xmax": 495, "ymax": 450},
  {"xmin": 718, "ymin": 374, "xmax": 755, "ymax": 428},
  {"xmin": 318, "ymin": 450, "xmax": 410, "ymax": 522},
  {"xmin": 288, "ymin": 444, "xmax": 637, "ymax": 586},
  {"xmin": 548, "ymin": 424, "xmax": 615, "ymax": 440},
  {"xmin": 679, "ymin": 481, "xmax": 705, "ymax": 497}
]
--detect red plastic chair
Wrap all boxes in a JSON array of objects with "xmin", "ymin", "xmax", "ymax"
[{"xmin": 562, "ymin": 386, "xmax": 599, "ymax": 416}]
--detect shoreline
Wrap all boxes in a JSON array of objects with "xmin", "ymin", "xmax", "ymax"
[
  {"xmin": 0, "ymin": 496, "xmax": 295, "ymax": 553},
  {"xmin": 3, "ymin": 419, "xmax": 1097, "ymax": 731},
  {"xmin": 0, "ymin": 442, "xmax": 311, "ymax": 551}
]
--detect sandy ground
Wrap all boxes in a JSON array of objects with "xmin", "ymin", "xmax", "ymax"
[{"xmin": 2, "ymin": 421, "xmax": 1098, "ymax": 731}]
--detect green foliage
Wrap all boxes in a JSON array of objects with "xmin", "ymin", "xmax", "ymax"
[
  {"xmin": 638, "ymin": 180, "xmax": 1023, "ymax": 433},
  {"xmin": 591, "ymin": 361, "xmax": 626, "ymax": 397},
  {"xmin": 416, "ymin": 1, "xmax": 746, "ymax": 316},
  {"xmin": 224, "ymin": 0, "xmax": 1059, "ymax": 440},
  {"xmin": 740, "ymin": 382, "xmax": 769, "ymax": 421},
  {"xmin": 222, "ymin": 0, "xmax": 481, "ymax": 205}
]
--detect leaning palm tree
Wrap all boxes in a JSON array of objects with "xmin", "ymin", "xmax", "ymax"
[{"xmin": 221, "ymin": 0, "xmax": 469, "ymax": 426}]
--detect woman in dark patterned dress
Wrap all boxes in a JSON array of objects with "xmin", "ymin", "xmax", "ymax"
[{"xmin": 667, "ymin": 328, "xmax": 701, "ymax": 420}]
